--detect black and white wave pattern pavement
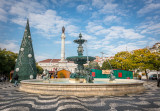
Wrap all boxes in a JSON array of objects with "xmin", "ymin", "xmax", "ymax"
[{"xmin": 0, "ymin": 81, "xmax": 160, "ymax": 111}]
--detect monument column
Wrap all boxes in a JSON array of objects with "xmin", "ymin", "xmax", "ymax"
[{"xmin": 60, "ymin": 26, "xmax": 66, "ymax": 62}]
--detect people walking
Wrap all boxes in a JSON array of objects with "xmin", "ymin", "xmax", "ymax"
[{"xmin": 14, "ymin": 74, "xmax": 19, "ymax": 87}]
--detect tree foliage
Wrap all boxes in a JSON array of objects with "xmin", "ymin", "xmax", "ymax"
[
  {"xmin": 89, "ymin": 61, "xmax": 101, "ymax": 70},
  {"xmin": 101, "ymin": 60, "xmax": 111, "ymax": 70},
  {"xmin": 102, "ymin": 51, "xmax": 133, "ymax": 70},
  {"xmin": 150, "ymin": 52, "xmax": 160, "ymax": 71},
  {"xmin": 101, "ymin": 49, "xmax": 160, "ymax": 79},
  {"xmin": 36, "ymin": 64, "xmax": 43, "ymax": 74},
  {"xmin": 131, "ymin": 48, "xmax": 155, "ymax": 79},
  {"xmin": 0, "ymin": 48, "xmax": 18, "ymax": 75}
]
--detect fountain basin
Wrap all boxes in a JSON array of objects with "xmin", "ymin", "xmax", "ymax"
[
  {"xmin": 66, "ymin": 56, "xmax": 95, "ymax": 61},
  {"xmin": 19, "ymin": 78, "xmax": 145, "ymax": 96}
]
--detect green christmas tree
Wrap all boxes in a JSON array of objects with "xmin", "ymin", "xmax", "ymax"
[{"xmin": 12, "ymin": 19, "xmax": 37, "ymax": 82}]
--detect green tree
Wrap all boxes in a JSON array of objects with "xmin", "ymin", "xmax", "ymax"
[
  {"xmin": 131, "ymin": 48, "xmax": 154, "ymax": 79},
  {"xmin": 150, "ymin": 52, "xmax": 160, "ymax": 72},
  {"xmin": 101, "ymin": 48, "xmax": 160, "ymax": 79},
  {"xmin": 89, "ymin": 61, "xmax": 100, "ymax": 69},
  {"xmin": 0, "ymin": 48, "xmax": 18, "ymax": 76},
  {"xmin": 12, "ymin": 19, "xmax": 37, "ymax": 82},
  {"xmin": 113, "ymin": 51, "xmax": 133, "ymax": 70},
  {"xmin": 101, "ymin": 61, "xmax": 111, "ymax": 70},
  {"xmin": 36, "ymin": 64, "xmax": 43, "ymax": 74}
]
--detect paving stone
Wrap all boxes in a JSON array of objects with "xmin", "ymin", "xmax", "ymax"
[{"xmin": 0, "ymin": 80, "xmax": 159, "ymax": 111}]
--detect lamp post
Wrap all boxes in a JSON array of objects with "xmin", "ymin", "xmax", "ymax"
[{"xmin": 104, "ymin": 53, "xmax": 115, "ymax": 81}]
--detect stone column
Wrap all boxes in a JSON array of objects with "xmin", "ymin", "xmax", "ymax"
[{"xmin": 60, "ymin": 27, "xmax": 66, "ymax": 62}]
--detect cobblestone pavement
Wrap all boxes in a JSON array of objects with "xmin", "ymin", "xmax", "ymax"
[{"xmin": 0, "ymin": 80, "xmax": 160, "ymax": 111}]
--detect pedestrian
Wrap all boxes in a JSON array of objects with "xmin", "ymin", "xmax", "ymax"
[
  {"xmin": 1, "ymin": 76, "xmax": 4, "ymax": 83},
  {"xmin": 138, "ymin": 75, "xmax": 142, "ymax": 80},
  {"xmin": 4, "ymin": 76, "xmax": 6, "ymax": 82},
  {"xmin": 157, "ymin": 77, "xmax": 160, "ymax": 87},
  {"xmin": 14, "ymin": 74, "xmax": 19, "ymax": 87}
]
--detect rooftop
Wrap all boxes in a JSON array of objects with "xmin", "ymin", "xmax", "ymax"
[{"xmin": 38, "ymin": 59, "xmax": 74, "ymax": 63}]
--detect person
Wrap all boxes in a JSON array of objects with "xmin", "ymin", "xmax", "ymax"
[
  {"xmin": 157, "ymin": 77, "xmax": 160, "ymax": 87},
  {"xmin": 0, "ymin": 76, "xmax": 3, "ymax": 82},
  {"xmin": 4, "ymin": 76, "xmax": 6, "ymax": 82},
  {"xmin": 14, "ymin": 74, "xmax": 19, "ymax": 87},
  {"xmin": 138, "ymin": 75, "xmax": 142, "ymax": 80}
]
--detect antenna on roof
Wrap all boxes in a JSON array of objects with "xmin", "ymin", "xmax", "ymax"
[{"xmin": 100, "ymin": 52, "xmax": 104, "ymax": 60}]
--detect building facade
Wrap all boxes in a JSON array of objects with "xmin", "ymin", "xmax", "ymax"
[
  {"xmin": 149, "ymin": 43, "xmax": 160, "ymax": 53},
  {"xmin": 38, "ymin": 59, "xmax": 77, "ymax": 73},
  {"xmin": 94, "ymin": 56, "xmax": 114, "ymax": 67}
]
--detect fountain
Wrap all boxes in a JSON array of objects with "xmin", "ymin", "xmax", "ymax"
[
  {"xmin": 66, "ymin": 33, "xmax": 95, "ymax": 83},
  {"xmin": 19, "ymin": 34, "xmax": 145, "ymax": 96}
]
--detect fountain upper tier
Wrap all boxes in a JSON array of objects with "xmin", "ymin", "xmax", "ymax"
[
  {"xmin": 67, "ymin": 56, "xmax": 95, "ymax": 64},
  {"xmin": 74, "ymin": 33, "xmax": 86, "ymax": 45}
]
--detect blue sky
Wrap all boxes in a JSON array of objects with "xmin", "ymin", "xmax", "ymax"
[{"xmin": 0, "ymin": 0, "xmax": 160, "ymax": 62}]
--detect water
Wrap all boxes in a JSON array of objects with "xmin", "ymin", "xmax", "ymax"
[{"xmin": 30, "ymin": 79, "xmax": 109, "ymax": 84}]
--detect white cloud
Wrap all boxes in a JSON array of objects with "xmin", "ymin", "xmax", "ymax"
[
  {"xmin": 92, "ymin": 0, "xmax": 105, "ymax": 8},
  {"xmin": 137, "ymin": 3, "xmax": 160, "ymax": 15},
  {"xmin": 2, "ymin": 0, "xmax": 79, "ymax": 39},
  {"xmin": 94, "ymin": 29, "xmax": 109, "ymax": 35},
  {"xmin": 68, "ymin": 32, "xmax": 79, "ymax": 38},
  {"xmin": 66, "ymin": 25, "xmax": 79, "ymax": 34},
  {"xmin": 147, "ymin": 38, "xmax": 160, "ymax": 47},
  {"xmin": 86, "ymin": 22, "xmax": 144, "ymax": 40},
  {"xmin": 91, "ymin": 0, "xmax": 126, "ymax": 18},
  {"xmin": 9, "ymin": 0, "xmax": 45, "ymax": 17},
  {"xmin": 29, "ymin": 10, "xmax": 68, "ymax": 35},
  {"xmin": 101, "ymin": 42, "xmax": 146, "ymax": 56},
  {"xmin": 85, "ymin": 22, "xmax": 145, "ymax": 54},
  {"xmin": 51, "ymin": 0, "xmax": 87, "ymax": 7},
  {"xmin": 68, "ymin": 32, "xmax": 97, "ymax": 40},
  {"xmin": 104, "ymin": 16, "xmax": 117, "ymax": 22},
  {"xmin": 105, "ymin": 27, "xmax": 144, "ymax": 40},
  {"xmin": 99, "ymin": 2, "xmax": 118, "ymax": 14},
  {"xmin": 88, "ymin": 40, "xmax": 147, "ymax": 57},
  {"xmin": 104, "ymin": 15, "xmax": 120, "ymax": 24},
  {"xmin": 11, "ymin": 17, "xmax": 26, "ymax": 26},
  {"xmin": 144, "ymin": 0, "xmax": 154, "ymax": 4},
  {"xmin": 35, "ymin": 54, "xmax": 51, "ymax": 62},
  {"xmin": 0, "ymin": 40, "xmax": 19, "ymax": 53},
  {"xmin": 11, "ymin": 9, "xmax": 71, "ymax": 38},
  {"xmin": 0, "ymin": 0, "xmax": 14, "ymax": 8},
  {"xmin": 82, "ymin": 34, "xmax": 96, "ymax": 40},
  {"xmin": 111, "ymin": 44, "xmax": 139, "ymax": 53},
  {"xmin": 0, "ymin": 8, "xmax": 7, "ymax": 22},
  {"xmin": 76, "ymin": 5, "xmax": 88, "ymax": 12},
  {"xmin": 139, "ymin": 22, "xmax": 160, "ymax": 35},
  {"xmin": 91, "ymin": 12, "xmax": 99, "ymax": 18},
  {"xmin": 51, "ymin": 0, "xmax": 58, "ymax": 5},
  {"xmin": 88, "ymin": 40, "xmax": 110, "ymax": 49},
  {"xmin": 86, "ymin": 22, "xmax": 104, "ymax": 34}
]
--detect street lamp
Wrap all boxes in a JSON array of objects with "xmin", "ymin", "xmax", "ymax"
[{"xmin": 103, "ymin": 53, "xmax": 115, "ymax": 81}]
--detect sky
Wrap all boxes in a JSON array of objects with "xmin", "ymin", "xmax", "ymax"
[{"xmin": 0, "ymin": 0, "xmax": 160, "ymax": 62}]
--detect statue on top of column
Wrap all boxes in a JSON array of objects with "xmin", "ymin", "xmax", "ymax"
[{"xmin": 62, "ymin": 26, "xmax": 65, "ymax": 33}]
